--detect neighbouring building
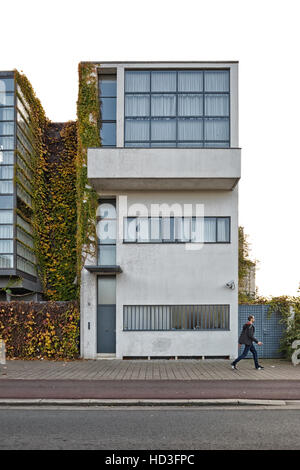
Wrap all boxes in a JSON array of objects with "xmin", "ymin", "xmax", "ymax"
[
  {"xmin": 0, "ymin": 71, "xmax": 43, "ymax": 300},
  {"xmin": 80, "ymin": 61, "xmax": 241, "ymax": 359}
]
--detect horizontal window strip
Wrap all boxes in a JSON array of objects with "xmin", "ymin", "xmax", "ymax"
[
  {"xmin": 124, "ymin": 217, "xmax": 230, "ymax": 244},
  {"xmin": 123, "ymin": 305, "xmax": 230, "ymax": 331}
]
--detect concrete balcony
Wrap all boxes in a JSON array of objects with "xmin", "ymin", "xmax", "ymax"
[{"xmin": 87, "ymin": 147, "xmax": 241, "ymax": 191}]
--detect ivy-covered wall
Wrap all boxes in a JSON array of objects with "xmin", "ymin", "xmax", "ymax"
[
  {"xmin": 16, "ymin": 72, "xmax": 78, "ymax": 301},
  {"xmin": 76, "ymin": 62, "xmax": 101, "ymax": 286},
  {"xmin": 0, "ymin": 301, "xmax": 80, "ymax": 359}
]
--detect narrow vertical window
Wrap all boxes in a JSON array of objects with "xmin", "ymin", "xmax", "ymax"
[{"xmin": 99, "ymin": 74, "xmax": 117, "ymax": 147}]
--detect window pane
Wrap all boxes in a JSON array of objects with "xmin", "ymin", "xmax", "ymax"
[
  {"xmin": 97, "ymin": 219, "xmax": 116, "ymax": 244},
  {"xmin": 125, "ymin": 118, "xmax": 149, "ymax": 141},
  {"xmin": 175, "ymin": 217, "xmax": 191, "ymax": 242},
  {"xmin": 204, "ymin": 218, "xmax": 216, "ymax": 242},
  {"xmin": 191, "ymin": 217, "xmax": 204, "ymax": 242},
  {"xmin": 178, "ymin": 71, "xmax": 203, "ymax": 92},
  {"xmin": 0, "ymin": 136, "xmax": 14, "ymax": 150},
  {"xmin": 0, "ymin": 78, "xmax": 14, "ymax": 92},
  {"xmin": 124, "ymin": 217, "xmax": 137, "ymax": 242},
  {"xmin": 151, "ymin": 119, "xmax": 176, "ymax": 141},
  {"xmin": 0, "ymin": 210, "xmax": 13, "ymax": 223},
  {"xmin": 0, "ymin": 151, "xmax": 14, "ymax": 164},
  {"xmin": 0, "ymin": 240, "xmax": 13, "ymax": 253},
  {"xmin": 125, "ymin": 95, "xmax": 150, "ymax": 117},
  {"xmin": 0, "ymin": 93, "xmax": 14, "ymax": 106},
  {"xmin": 0, "ymin": 225, "xmax": 13, "ymax": 237},
  {"xmin": 177, "ymin": 142, "xmax": 203, "ymax": 148},
  {"xmin": 137, "ymin": 218, "xmax": 149, "ymax": 242},
  {"xmin": 150, "ymin": 142, "xmax": 176, "ymax": 147},
  {"xmin": 98, "ymin": 245, "xmax": 116, "ymax": 265},
  {"xmin": 205, "ymin": 94, "xmax": 229, "ymax": 116},
  {"xmin": 217, "ymin": 218, "xmax": 230, "ymax": 242},
  {"xmin": 100, "ymin": 97, "xmax": 116, "ymax": 120},
  {"xmin": 204, "ymin": 142, "xmax": 229, "ymax": 148},
  {"xmin": 151, "ymin": 72, "xmax": 176, "ymax": 92},
  {"xmin": 151, "ymin": 94, "xmax": 176, "ymax": 116},
  {"xmin": 98, "ymin": 276, "xmax": 116, "ymax": 305},
  {"xmin": 204, "ymin": 71, "xmax": 229, "ymax": 92},
  {"xmin": 17, "ymin": 256, "xmax": 36, "ymax": 276},
  {"xmin": 0, "ymin": 166, "xmax": 13, "ymax": 179},
  {"xmin": 0, "ymin": 180, "xmax": 13, "ymax": 193},
  {"xmin": 0, "ymin": 122, "xmax": 14, "ymax": 135},
  {"xmin": 125, "ymin": 71, "xmax": 150, "ymax": 93},
  {"xmin": 0, "ymin": 254, "xmax": 13, "ymax": 268},
  {"xmin": 100, "ymin": 122, "xmax": 116, "ymax": 146},
  {"xmin": 178, "ymin": 118, "xmax": 203, "ymax": 141},
  {"xmin": 205, "ymin": 118, "xmax": 229, "ymax": 141},
  {"xmin": 150, "ymin": 217, "xmax": 161, "ymax": 242},
  {"xmin": 125, "ymin": 142, "xmax": 150, "ymax": 148},
  {"xmin": 99, "ymin": 75, "xmax": 116, "ymax": 97},
  {"xmin": 0, "ymin": 196, "xmax": 13, "ymax": 209},
  {"xmin": 162, "ymin": 218, "xmax": 174, "ymax": 241},
  {"xmin": 178, "ymin": 95, "xmax": 203, "ymax": 116},
  {"xmin": 0, "ymin": 108, "xmax": 14, "ymax": 121},
  {"xmin": 98, "ymin": 201, "xmax": 116, "ymax": 219}
]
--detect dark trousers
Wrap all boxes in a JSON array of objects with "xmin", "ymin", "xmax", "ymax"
[{"xmin": 232, "ymin": 344, "xmax": 259, "ymax": 368}]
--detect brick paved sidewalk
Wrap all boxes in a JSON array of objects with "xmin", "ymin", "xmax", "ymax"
[{"xmin": 1, "ymin": 358, "xmax": 299, "ymax": 381}]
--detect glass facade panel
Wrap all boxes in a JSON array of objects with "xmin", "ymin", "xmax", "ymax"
[
  {"xmin": 0, "ymin": 78, "xmax": 14, "ymax": 92},
  {"xmin": 98, "ymin": 245, "xmax": 116, "ymax": 265},
  {"xmin": 0, "ymin": 93, "xmax": 14, "ymax": 106},
  {"xmin": 151, "ymin": 94, "xmax": 176, "ymax": 116},
  {"xmin": 0, "ymin": 180, "xmax": 13, "ymax": 193},
  {"xmin": 0, "ymin": 196, "xmax": 13, "ymax": 208},
  {"xmin": 17, "ymin": 242, "xmax": 36, "ymax": 263},
  {"xmin": 99, "ymin": 74, "xmax": 117, "ymax": 147},
  {"xmin": 0, "ymin": 254, "xmax": 13, "ymax": 268},
  {"xmin": 0, "ymin": 151, "xmax": 14, "ymax": 164},
  {"xmin": 178, "ymin": 118, "xmax": 203, "ymax": 141},
  {"xmin": 204, "ymin": 118, "xmax": 229, "ymax": 141},
  {"xmin": 125, "ymin": 95, "xmax": 150, "ymax": 117},
  {"xmin": 0, "ymin": 210, "xmax": 13, "ymax": 224},
  {"xmin": 99, "ymin": 76, "xmax": 117, "ymax": 97},
  {"xmin": 151, "ymin": 72, "xmax": 176, "ymax": 92},
  {"xmin": 178, "ymin": 71, "xmax": 203, "ymax": 92},
  {"xmin": 0, "ymin": 136, "xmax": 14, "ymax": 150},
  {"xmin": 0, "ymin": 108, "xmax": 14, "ymax": 120},
  {"xmin": 217, "ymin": 217, "xmax": 230, "ymax": 242},
  {"xmin": 0, "ymin": 239, "xmax": 13, "ymax": 253},
  {"xmin": 204, "ymin": 71, "xmax": 229, "ymax": 92},
  {"xmin": 125, "ymin": 119, "xmax": 149, "ymax": 141},
  {"xmin": 0, "ymin": 225, "xmax": 13, "ymax": 238},
  {"xmin": 151, "ymin": 119, "xmax": 176, "ymax": 141},
  {"xmin": 17, "ymin": 255, "xmax": 36, "ymax": 276},
  {"xmin": 100, "ymin": 97, "xmax": 116, "ymax": 120},
  {"xmin": 125, "ymin": 71, "xmax": 150, "ymax": 93},
  {"xmin": 16, "ymin": 227, "xmax": 34, "ymax": 248},
  {"xmin": 0, "ymin": 166, "xmax": 13, "ymax": 179},
  {"xmin": 0, "ymin": 122, "xmax": 14, "ymax": 135}
]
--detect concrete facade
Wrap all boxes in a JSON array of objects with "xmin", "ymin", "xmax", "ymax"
[{"xmin": 81, "ymin": 61, "xmax": 241, "ymax": 360}]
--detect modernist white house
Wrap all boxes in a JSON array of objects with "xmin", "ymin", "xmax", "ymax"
[{"xmin": 80, "ymin": 61, "xmax": 241, "ymax": 360}]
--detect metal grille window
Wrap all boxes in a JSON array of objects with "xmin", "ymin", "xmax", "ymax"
[
  {"xmin": 123, "ymin": 305, "xmax": 230, "ymax": 331},
  {"xmin": 124, "ymin": 69, "xmax": 230, "ymax": 148},
  {"xmin": 124, "ymin": 216, "xmax": 230, "ymax": 243}
]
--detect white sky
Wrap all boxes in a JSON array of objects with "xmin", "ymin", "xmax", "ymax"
[{"xmin": 1, "ymin": 0, "xmax": 299, "ymax": 297}]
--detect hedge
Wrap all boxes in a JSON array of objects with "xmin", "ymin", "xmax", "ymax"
[{"xmin": 0, "ymin": 301, "xmax": 80, "ymax": 360}]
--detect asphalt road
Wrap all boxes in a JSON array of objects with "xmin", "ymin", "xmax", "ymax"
[
  {"xmin": 1, "ymin": 379, "xmax": 300, "ymax": 400},
  {"xmin": 0, "ymin": 408, "xmax": 300, "ymax": 450}
]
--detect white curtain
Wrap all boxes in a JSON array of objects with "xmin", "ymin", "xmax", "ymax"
[
  {"xmin": 191, "ymin": 218, "xmax": 205, "ymax": 242},
  {"xmin": 175, "ymin": 217, "xmax": 191, "ymax": 241},
  {"xmin": 178, "ymin": 72, "xmax": 203, "ymax": 92},
  {"xmin": 0, "ymin": 122, "xmax": 14, "ymax": 135},
  {"xmin": 204, "ymin": 218, "xmax": 216, "ymax": 242},
  {"xmin": 0, "ymin": 255, "xmax": 13, "ymax": 268},
  {"xmin": 0, "ymin": 210, "xmax": 13, "ymax": 224},
  {"xmin": 0, "ymin": 240, "xmax": 13, "ymax": 253},
  {"xmin": 137, "ymin": 218, "xmax": 149, "ymax": 242},
  {"xmin": 205, "ymin": 94, "xmax": 229, "ymax": 116},
  {"xmin": 205, "ymin": 118, "xmax": 229, "ymax": 141},
  {"xmin": 204, "ymin": 71, "xmax": 229, "ymax": 92},
  {"xmin": 0, "ymin": 166, "xmax": 13, "ymax": 179},
  {"xmin": 0, "ymin": 108, "xmax": 14, "ymax": 120},
  {"xmin": 0, "ymin": 225, "xmax": 13, "ymax": 238},
  {"xmin": 151, "ymin": 94, "xmax": 176, "ymax": 116},
  {"xmin": 0, "ymin": 137, "xmax": 14, "ymax": 150},
  {"xmin": 151, "ymin": 119, "xmax": 176, "ymax": 141},
  {"xmin": 125, "ymin": 72, "xmax": 150, "ymax": 92},
  {"xmin": 125, "ymin": 119, "xmax": 149, "ymax": 141},
  {"xmin": 150, "ymin": 217, "xmax": 161, "ymax": 241},
  {"xmin": 151, "ymin": 72, "xmax": 176, "ymax": 92},
  {"xmin": 124, "ymin": 217, "xmax": 137, "ymax": 242},
  {"xmin": 217, "ymin": 218, "xmax": 230, "ymax": 242},
  {"xmin": 178, "ymin": 94, "xmax": 203, "ymax": 116},
  {"xmin": 125, "ymin": 95, "xmax": 150, "ymax": 117},
  {"xmin": 0, "ymin": 180, "xmax": 13, "ymax": 194},
  {"xmin": 178, "ymin": 118, "xmax": 203, "ymax": 141}
]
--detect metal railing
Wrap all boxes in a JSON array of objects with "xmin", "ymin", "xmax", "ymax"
[{"xmin": 123, "ymin": 305, "xmax": 230, "ymax": 331}]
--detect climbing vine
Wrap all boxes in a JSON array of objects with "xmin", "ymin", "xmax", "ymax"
[
  {"xmin": 76, "ymin": 62, "xmax": 101, "ymax": 287},
  {"xmin": 15, "ymin": 72, "xmax": 78, "ymax": 300}
]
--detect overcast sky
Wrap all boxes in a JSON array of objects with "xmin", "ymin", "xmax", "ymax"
[{"xmin": 1, "ymin": 0, "xmax": 299, "ymax": 297}]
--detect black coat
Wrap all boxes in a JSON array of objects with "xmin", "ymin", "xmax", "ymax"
[{"xmin": 238, "ymin": 322, "xmax": 259, "ymax": 345}]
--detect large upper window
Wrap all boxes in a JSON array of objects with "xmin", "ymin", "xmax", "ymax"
[{"xmin": 124, "ymin": 69, "xmax": 230, "ymax": 148}]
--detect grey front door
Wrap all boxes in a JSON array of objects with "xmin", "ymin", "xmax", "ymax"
[{"xmin": 97, "ymin": 305, "xmax": 116, "ymax": 353}]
